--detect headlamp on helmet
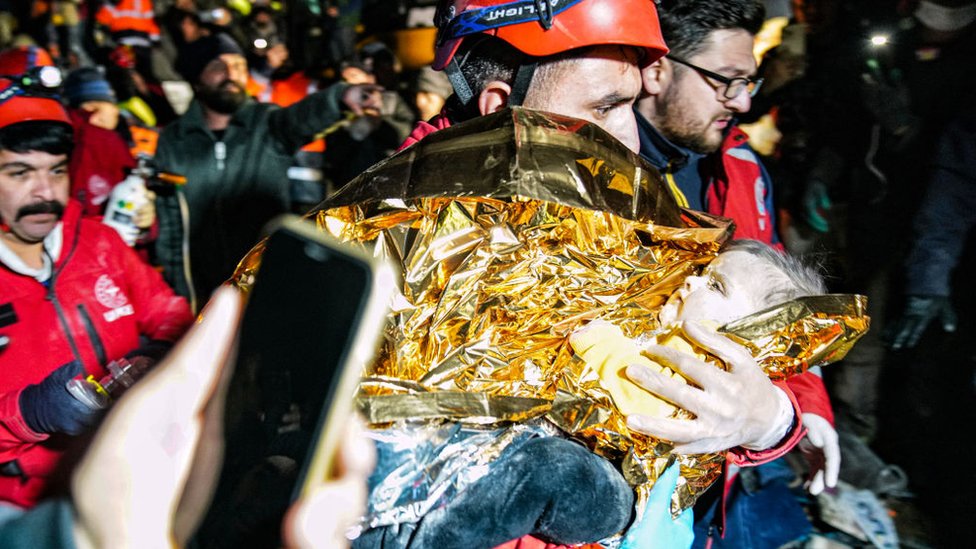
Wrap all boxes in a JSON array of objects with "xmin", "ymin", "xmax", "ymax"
[{"xmin": 6, "ymin": 65, "xmax": 65, "ymax": 91}]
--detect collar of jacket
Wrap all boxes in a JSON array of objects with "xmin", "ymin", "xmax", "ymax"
[{"xmin": 719, "ymin": 125, "xmax": 750, "ymax": 153}]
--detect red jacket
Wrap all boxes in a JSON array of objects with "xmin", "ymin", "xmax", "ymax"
[
  {"xmin": 68, "ymin": 109, "xmax": 137, "ymax": 219},
  {"xmin": 0, "ymin": 200, "xmax": 192, "ymax": 507},
  {"xmin": 705, "ymin": 128, "xmax": 783, "ymax": 251}
]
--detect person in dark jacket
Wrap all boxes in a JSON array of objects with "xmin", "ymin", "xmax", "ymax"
[
  {"xmin": 154, "ymin": 33, "xmax": 381, "ymax": 311},
  {"xmin": 888, "ymin": 109, "xmax": 976, "ymax": 349}
]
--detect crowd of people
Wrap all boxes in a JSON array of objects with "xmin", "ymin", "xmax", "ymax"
[{"xmin": 0, "ymin": 0, "xmax": 972, "ymax": 547}]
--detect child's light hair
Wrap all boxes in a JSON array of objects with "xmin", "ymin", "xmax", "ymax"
[{"xmin": 723, "ymin": 239, "xmax": 826, "ymax": 310}]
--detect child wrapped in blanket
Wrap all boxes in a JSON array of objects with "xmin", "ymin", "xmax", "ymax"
[{"xmin": 354, "ymin": 240, "xmax": 838, "ymax": 549}]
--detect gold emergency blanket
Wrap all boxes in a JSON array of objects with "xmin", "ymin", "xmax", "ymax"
[
  {"xmin": 232, "ymin": 108, "xmax": 868, "ymax": 517},
  {"xmin": 558, "ymin": 295, "xmax": 868, "ymax": 516}
]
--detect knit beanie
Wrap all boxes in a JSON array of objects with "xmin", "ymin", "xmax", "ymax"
[
  {"xmin": 175, "ymin": 33, "xmax": 245, "ymax": 84},
  {"xmin": 63, "ymin": 67, "xmax": 116, "ymax": 107}
]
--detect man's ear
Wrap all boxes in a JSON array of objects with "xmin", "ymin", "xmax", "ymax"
[
  {"xmin": 641, "ymin": 58, "xmax": 668, "ymax": 97},
  {"xmin": 477, "ymin": 80, "xmax": 511, "ymax": 115}
]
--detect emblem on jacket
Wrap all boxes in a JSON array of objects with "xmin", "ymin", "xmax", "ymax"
[
  {"xmin": 753, "ymin": 177, "xmax": 768, "ymax": 231},
  {"xmin": 95, "ymin": 275, "xmax": 133, "ymax": 322}
]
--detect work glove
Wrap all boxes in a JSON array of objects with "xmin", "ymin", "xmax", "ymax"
[
  {"xmin": 801, "ymin": 179, "xmax": 832, "ymax": 233},
  {"xmin": 619, "ymin": 463, "xmax": 694, "ymax": 549},
  {"xmin": 798, "ymin": 413, "xmax": 840, "ymax": 495},
  {"xmin": 19, "ymin": 361, "xmax": 101, "ymax": 436},
  {"xmin": 887, "ymin": 295, "xmax": 957, "ymax": 350},
  {"xmin": 860, "ymin": 64, "xmax": 919, "ymax": 139}
]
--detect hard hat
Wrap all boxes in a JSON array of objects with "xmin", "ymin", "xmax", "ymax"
[
  {"xmin": 0, "ymin": 45, "xmax": 64, "ymax": 92},
  {"xmin": 0, "ymin": 45, "xmax": 55, "ymax": 74},
  {"xmin": 0, "ymin": 78, "xmax": 71, "ymax": 131},
  {"xmin": 433, "ymin": 0, "xmax": 668, "ymax": 70}
]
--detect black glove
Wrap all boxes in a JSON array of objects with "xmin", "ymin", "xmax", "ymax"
[
  {"xmin": 19, "ymin": 361, "xmax": 101, "ymax": 436},
  {"xmin": 887, "ymin": 295, "xmax": 957, "ymax": 350},
  {"xmin": 125, "ymin": 339, "xmax": 172, "ymax": 364},
  {"xmin": 860, "ymin": 66, "xmax": 919, "ymax": 139}
]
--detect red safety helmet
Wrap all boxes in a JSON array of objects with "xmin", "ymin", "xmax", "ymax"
[
  {"xmin": 433, "ymin": 0, "xmax": 668, "ymax": 70},
  {"xmin": 0, "ymin": 45, "xmax": 64, "ymax": 93},
  {"xmin": 0, "ymin": 45, "xmax": 55, "ymax": 74},
  {"xmin": 0, "ymin": 78, "xmax": 72, "ymax": 132}
]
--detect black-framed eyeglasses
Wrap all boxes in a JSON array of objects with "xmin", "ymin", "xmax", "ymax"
[{"xmin": 666, "ymin": 55, "xmax": 763, "ymax": 100}]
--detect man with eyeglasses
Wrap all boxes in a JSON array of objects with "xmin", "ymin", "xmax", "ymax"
[{"xmin": 635, "ymin": 2, "xmax": 837, "ymax": 548}]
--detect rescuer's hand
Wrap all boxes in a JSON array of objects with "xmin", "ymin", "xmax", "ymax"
[
  {"xmin": 625, "ymin": 321, "xmax": 793, "ymax": 455},
  {"xmin": 619, "ymin": 463, "xmax": 693, "ymax": 549},
  {"xmin": 342, "ymin": 84, "xmax": 383, "ymax": 116},
  {"xmin": 19, "ymin": 361, "xmax": 101, "ymax": 436},
  {"xmin": 71, "ymin": 287, "xmax": 242, "ymax": 549},
  {"xmin": 802, "ymin": 179, "xmax": 832, "ymax": 233},
  {"xmin": 887, "ymin": 295, "xmax": 957, "ymax": 350},
  {"xmin": 282, "ymin": 418, "xmax": 374, "ymax": 549},
  {"xmin": 133, "ymin": 190, "xmax": 156, "ymax": 229},
  {"xmin": 799, "ymin": 413, "xmax": 840, "ymax": 495}
]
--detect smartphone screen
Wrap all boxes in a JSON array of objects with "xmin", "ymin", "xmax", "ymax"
[{"xmin": 193, "ymin": 216, "xmax": 392, "ymax": 549}]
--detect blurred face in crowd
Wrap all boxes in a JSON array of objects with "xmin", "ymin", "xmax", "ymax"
[
  {"xmin": 196, "ymin": 53, "xmax": 249, "ymax": 114},
  {"xmin": 522, "ymin": 45, "xmax": 644, "ymax": 152},
  {"xmin": 0, "ymin": 149, "xmax": 69, "ymax": 245},
  {"xmin": 641, "ymin": 29, "xmax": 757, "ymax": 153},
  {"xmin": 340, "ymin": 65, "xmax": 375, "ymax": 85},
  {"xmin": 80, "ymin": 100, "xmax": 120, "ymax": 131}
]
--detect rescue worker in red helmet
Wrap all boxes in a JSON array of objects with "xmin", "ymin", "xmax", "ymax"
[
  {"xmin": 293, "ymin": 2, "xmax": 815, "ymax": 548},
  {"xmin": 310, "ymin": 1, "xmax": 702, "ymax": 547},
  {"xmin": 400, "ymin": 0, "xmax": 668, "ymax": 153},
  {"xmin": 0, "ymin": 76, "xmax": 192, "ymax": 508}
]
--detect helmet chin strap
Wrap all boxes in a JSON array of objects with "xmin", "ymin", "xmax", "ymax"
[
  {"xmin": 445, "ymin": 57, "xmax": 538, "ymax": 115},
  {"xmin": 444, "ymin": 57, "xmax": 475, "ymax": 107},
  {"xmin": 507, "ymin": 62, "xmax": 537, "ymax": 107}
]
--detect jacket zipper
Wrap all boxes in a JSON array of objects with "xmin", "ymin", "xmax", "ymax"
[
  {"xmin": 214, "ymin": 141, "xmax": 226, "ymax": 171},
  {"xmin": 45, "ymin": 221, "xmax": 85, "ymax": 366},
  {"xmin": 48, "ymin": 290, "xmax": 84, "ymax": 366},
  {"xmin": 77, "ymin": 305, "xmax": 108, "ymax": 367},
  {"xmin": 664, "ymin": 160, "xmax": 690, "ymax": 208}
]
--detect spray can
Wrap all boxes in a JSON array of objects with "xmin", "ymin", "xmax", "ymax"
[{"xmin": 102, "ymin": 159, "xmax": 153, "ymax": 246}]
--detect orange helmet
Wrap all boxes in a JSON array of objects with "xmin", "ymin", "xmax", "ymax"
[
  {"xmin": 0, "ymin": 45, "xmax": 55, "ymax": 74},
  {"xmin": 0, "ymin": 78, "xmax": 71, "ymax": 131},
  {"xmin": 0, "ymin": 46, "xmax": 63, "ymax": 92},
  {"xmin": 432, "ymin": 0, "xmax": 668, "ymax": 70}
]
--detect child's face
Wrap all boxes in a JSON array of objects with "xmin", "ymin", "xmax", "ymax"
[{"xmin": 659, "ymin": 251, "xmax": 768, "ymax": 326}]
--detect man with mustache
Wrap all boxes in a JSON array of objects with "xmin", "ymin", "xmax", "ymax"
[
  {"xmin": 155, "ymin": 33, "xmax": 383, "ymax": 312},
  {"xmin": 0, "ymin": 76, "xmax": 193, "ymax": 510},
  {"xmin": 635, "ymin": 2, "xmax": 837, "ymax": 547}
]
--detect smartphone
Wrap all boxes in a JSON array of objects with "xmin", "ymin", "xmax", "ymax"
[{"xmin": 193, "ymin": 215, "xmax": 394, "ymax": 548}]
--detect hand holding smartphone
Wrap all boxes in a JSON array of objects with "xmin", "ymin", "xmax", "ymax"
[{"xmin": 193, "ymin": 215, "xmax": 394, "ymax": 548}]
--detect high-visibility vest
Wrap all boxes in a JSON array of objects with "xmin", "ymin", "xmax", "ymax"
[{"xmin": 96, "ymin": 0, "xmax": 160, "ymax": 39}]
